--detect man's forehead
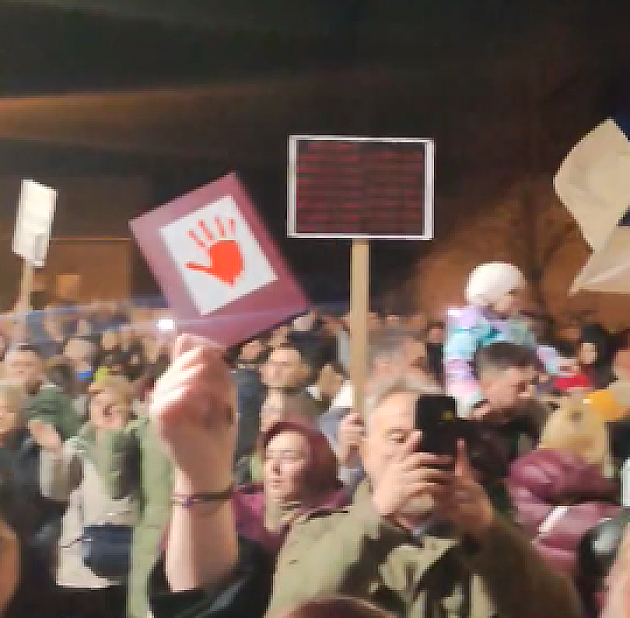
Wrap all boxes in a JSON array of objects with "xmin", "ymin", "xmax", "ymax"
[
  {"xmin": 7, "ymin": 349, "xmax": 41, "ymax": 363},
  {"xmin": 497, "ymin": 366, "xmax": 536, "ymax": 387},
  {"xmin": 269, "ymin": 347, "xmax": 300, "ymax": 363},
  {"xmin": 267, "ymin": 430, "xmax": 309, "ymax": 450},
  {"xmin": 372, "ymin": 391, "xmax": 417, "ymax": 428}
]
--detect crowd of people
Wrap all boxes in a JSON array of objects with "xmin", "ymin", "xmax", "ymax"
[{"xmin": 1, "ymin": 261, "xmax": 630, "ymax": 617}]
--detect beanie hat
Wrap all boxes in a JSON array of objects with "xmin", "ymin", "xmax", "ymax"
[{"xmin": 465, "ymin": 262, "xmax": 526, "ymax": 308}]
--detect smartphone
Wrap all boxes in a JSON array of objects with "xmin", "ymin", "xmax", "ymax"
[{"xmin": 414, "ymin": 394, "xmax": 461, "ymax": 459}]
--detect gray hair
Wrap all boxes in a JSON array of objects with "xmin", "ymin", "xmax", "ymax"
[{"xmin": 364, "ymin": 371, "xmax": 442, "ymax": 427}]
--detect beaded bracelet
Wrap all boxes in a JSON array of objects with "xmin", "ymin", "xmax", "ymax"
[{"xmin": 171, "ymin": 483, "xmax": 234, "ymax": 508}]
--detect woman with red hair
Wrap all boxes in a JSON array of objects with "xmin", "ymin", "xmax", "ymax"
[{"xmin": 233, "ymin": 415, "xmax": 349, "ymax": 557}]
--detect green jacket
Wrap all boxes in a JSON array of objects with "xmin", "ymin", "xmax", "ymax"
[
  {"xmin": 267, "ymin": 483, "xmax": 583, "ymax": 618},
  {"xmin": 98, "ymin": 416, "xmax": 173, "ymax": 618},
  {"xmin": 23, "ymin": 385, "xmax": 82, "ymax": 440}
]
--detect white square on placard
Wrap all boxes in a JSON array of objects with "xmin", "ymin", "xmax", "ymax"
[{"xmin": 159, "ymin": 196, "xmax": 277, "ymax": 315}]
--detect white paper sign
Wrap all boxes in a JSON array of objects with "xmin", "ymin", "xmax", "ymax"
[
  {"xmin": 159, "ymin": 195, "xmax": 277, "ymax": 315},
  {"xmin": 12, "ymin": 179, "xmax": 57, "ymax": 267}
]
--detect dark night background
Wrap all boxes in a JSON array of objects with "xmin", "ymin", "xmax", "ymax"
[{"xmin": 0, "ymin": 0, "xmax": 629, "ymax": 308}]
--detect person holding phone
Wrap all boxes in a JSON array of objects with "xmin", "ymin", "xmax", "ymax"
[
  {"xmin": 144, "ymin": 339, "xmax": 581, "ymax": 618},
  {"xmin": 267, "ymin": 372, "xmax": 583, "ymax": 618}
]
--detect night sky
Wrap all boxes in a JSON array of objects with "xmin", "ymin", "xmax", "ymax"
[{"xmin": 0, "ymin": 1, "xmax": 629, "ymax": 307}]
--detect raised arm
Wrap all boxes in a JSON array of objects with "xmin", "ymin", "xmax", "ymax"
[
  {"xmin": 30, "ymin": 419, "xmax": 82, "ymax": 502},
  {"xmin": 150, "ymin": 334, "xmax": 238, "ymax": 592}
]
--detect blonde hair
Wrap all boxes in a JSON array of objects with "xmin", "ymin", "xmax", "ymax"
[{"xmin": 539, "ymin": 397, "xmax": 613, "ymax": 477}]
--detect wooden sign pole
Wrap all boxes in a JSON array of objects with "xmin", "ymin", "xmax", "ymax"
[
  {"xmin": 15, "ymin": 259, "xmax": 34, "ymax": 313},
  {"xmin": 350, "ymin": 239, "xmax": 369, "ymax": 417}
]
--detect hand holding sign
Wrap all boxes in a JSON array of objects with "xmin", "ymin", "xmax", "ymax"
[{"xmin": 186, "ymin": 218, "xmax": 244, "ymax": 286}]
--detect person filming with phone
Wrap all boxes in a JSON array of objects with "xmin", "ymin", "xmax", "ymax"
[{"xmin": 267, "ymin": 372, "xmax": 582, "ymax": 618}]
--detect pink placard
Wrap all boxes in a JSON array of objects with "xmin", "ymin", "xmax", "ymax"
[{"xmin": 130, "ymin": 173, "xmax": 308, "ymax": 345}]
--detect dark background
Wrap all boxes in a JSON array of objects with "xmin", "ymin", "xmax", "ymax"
[{"xmin": 0, "ymin": 0, "xmax": 629, "ymax": 307}]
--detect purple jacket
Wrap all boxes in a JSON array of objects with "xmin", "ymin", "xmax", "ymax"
[{"xmin": 507, "ymin": 449, "xmax": 620, "ymax": 576}]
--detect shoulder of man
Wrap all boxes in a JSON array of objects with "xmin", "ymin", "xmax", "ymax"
[
  {"xmin": 282, "ymin": 504, "xmax": 354, "ymax": 548},
  {"xmin": 285, "ymin": 490, "xmax": 389, "ymax": 544}
]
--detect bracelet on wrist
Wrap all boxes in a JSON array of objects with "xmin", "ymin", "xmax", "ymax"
[{"xmin": 171, "ymin": 483, "xmax": 234, "ymax": 508}]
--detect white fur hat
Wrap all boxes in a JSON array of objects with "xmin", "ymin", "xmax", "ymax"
[{"xmin": 465, "ymin": 262, "xmax": 526, "ymax": 307}]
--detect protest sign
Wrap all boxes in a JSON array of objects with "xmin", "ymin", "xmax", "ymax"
[
  {"xmin": 288, "ymin": 135, "xmax": 434, "ymax": 413},
  {"xmin": 13, "ymin": 179, "xmax": 57, "ymax": 267},
  {"xmin": 131, "ymin": 173, "xmax": 308, "ymax": 345}
]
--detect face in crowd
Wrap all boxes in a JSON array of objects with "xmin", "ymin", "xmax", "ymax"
[
  {"xmin": 477, "ymin": 364, "xmax": 537, "ymax": 421},
  {"xmin": 261, "ymin": 346, "xmax": 309, "ymax": 391},
  {"xmin": 361, "ymin": 391, "xmax": 435, "ymax": 519},
  {"xmin": 260, "ymin": 391, "xmax": 288, "ymax": 435},
  {"xmin": 491, "ymin": 288, "xmax": 524, "ymax": 318},
  {"xmin": 4, "ymin": 348, "xmax": 45, "ymax": 395},
  {"xmin": 264, "ymin": 429, "xmax": 311, "ymax": 503},
  {"xmin": 89, "ymin": 388, "xmax": 130, "ymax": 431}
]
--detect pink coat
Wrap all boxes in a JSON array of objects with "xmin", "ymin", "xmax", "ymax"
[{"xmin": 507, "ymin": 448, "xmax": 620, "ymax": 576}]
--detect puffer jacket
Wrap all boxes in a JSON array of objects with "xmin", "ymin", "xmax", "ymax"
[{"xmin": 507, "ymin": 448, "xmax": 620, "ymax": 576}]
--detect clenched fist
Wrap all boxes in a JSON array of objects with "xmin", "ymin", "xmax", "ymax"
[{"xmin": 151, "ymin": 334, "xmax": 236, "ymax": 495}]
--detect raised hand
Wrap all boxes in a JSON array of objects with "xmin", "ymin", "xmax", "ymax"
[
  {"xmin": 434, "ymin": 440, "xmax": 495, "ymax": 541},
  {"xmin": 28, "ymin": 419, "xmax": 62, "ymax": 452},
  {"xmin": 150, "ymin": 334, "xmax": 236, "ymax": 494},
  {"xmin": 336, "ymin": 411, "xmax": 365, "ymax": 468},
  {"xmin": 371, "ymin": 432, "xmax": 451, "ymax": 522},
  {"xmin": 185, "ymin": 218, "xmax": 244, "ymax": 286}
]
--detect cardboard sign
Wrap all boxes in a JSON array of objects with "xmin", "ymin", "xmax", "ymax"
[
  {"xmin": 288, "ymin": 136, "xmax": 434, "ymax": 239},
  {"xmin": 554, "ymin": 118, "xmax": 630, "ymax": 251},
  {"xmin": 12, "ymin": 179, "xmax": 57, "ymax": 266},
  {"xmin": 130, "ymin": 173, "xmax": 308, "ymax": 345}
]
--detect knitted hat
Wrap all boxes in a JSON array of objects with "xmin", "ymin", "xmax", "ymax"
[
  {"xmin": 539, "ymin": 398, "xmax": 612, "ymax": 476},
  {"xmin": 465, "ymin": 262, "xmax": 526, "ymax": 307}
]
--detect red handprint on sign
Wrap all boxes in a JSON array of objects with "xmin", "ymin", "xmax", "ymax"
[{"xmin": 185, "ymin": 218, "xmax": 244, "ymax": 286}]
